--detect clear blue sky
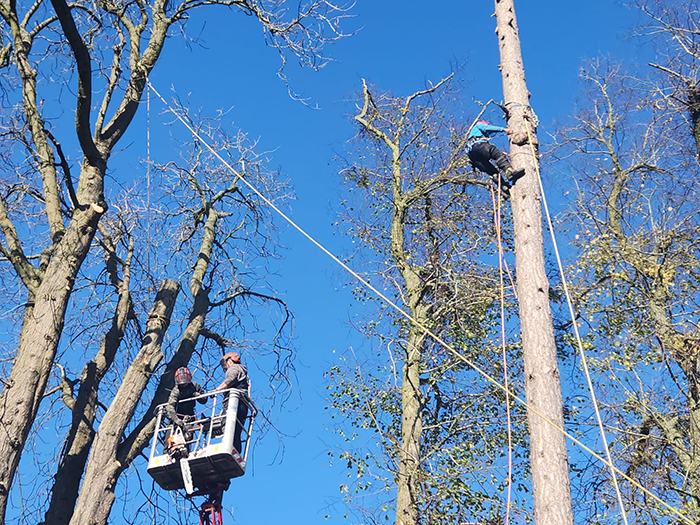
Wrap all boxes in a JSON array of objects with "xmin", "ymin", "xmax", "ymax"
[{"xmin": 115, "ymin": 1, "xmax": 642, "ymax": 523}]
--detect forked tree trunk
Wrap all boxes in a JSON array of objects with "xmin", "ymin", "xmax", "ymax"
[
  {"xmin": 70, "ymin": 208, "xmax": 219, "ymax": 525},
  {"xmin": 493, "ymin": 1, "xmax": 574, "ymax": 523},
  {"xmin": 68, "ymin": 279, "xmax": 180, "ymax": 525}
]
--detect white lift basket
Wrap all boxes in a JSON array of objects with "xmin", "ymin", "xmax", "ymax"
[{"xmin": 147, "ymin": 388, "xmax": 256, "ymax": 493}]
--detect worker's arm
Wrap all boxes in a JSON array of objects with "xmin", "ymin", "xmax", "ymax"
[
  {"xmin": 215, "ymin": 379, "xmax": 230, "ymax": 392},
  {"xmin": 194, "ymin": 382, "xmax": 207, "ymax": 403},
  {"xmin": 482, "ymin": 124, "xmax": 509, "ymax": 135},
  {"xmin": 165, "ymin": 386, "xmax": 183, "ymax": 425},
  {"xmin": 216, "ymin": 366, "xmax": 247, "ymax": 391},
  {"xmin": 215, "ymin": 367, "xmax": 233, "ymax": 391}
]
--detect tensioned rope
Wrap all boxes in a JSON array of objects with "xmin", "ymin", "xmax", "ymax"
[
  {"xmin": 146, "ymin": 80, "xmax": 693, "ymax": 525},
  {"xmin": 523, "ymin": 120, "xmax": 629, "ymax": 525},
  {"xmin": 491, "ymin": 182, "xmax": 513, "ymax": 525},
  {"xmin": 147, "ymin": 83, "xmax": 152, "ymax": 278}
]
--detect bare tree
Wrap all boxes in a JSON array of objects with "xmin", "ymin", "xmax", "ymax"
[
  {"xmin": 493, "ymin": 1, "xmax": 574, "ymax": 524},
  {"xmin": 0, "ymin": 1, "xmax": 348, "ymax": 521},
  {"xmin": 633, "ymin": 0, "xmax": 700, "ymax": 156},
  {"xmin": 24, "ymin": 112, "xmax": 295, "ymax": 525}
]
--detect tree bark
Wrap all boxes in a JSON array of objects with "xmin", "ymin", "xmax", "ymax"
[
  {"xmin": 41, "ymin": 235, "xmax": 135, "ymax": 525},
  {"xmin": 0, "ymin": 200, "xmax": 104, "ymax": 520},
  {"xmin": 396, "ymin": 321, "xmax": 428, "ymax": 525},
  {"xmin": 68, "ymin": 279, "xmax": 180, "ymax": 525},
  {"xmin": 393, "ymin": 196, "xmax": 429, "ymax": 525},
  {"xmin": 493, "ymin": 1, "xmax": 574, "ymax": 524}
]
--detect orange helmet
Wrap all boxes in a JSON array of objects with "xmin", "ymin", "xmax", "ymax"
[{"xmin": 220, "ymin": 352, "xmax": 240, "ymax": 367}]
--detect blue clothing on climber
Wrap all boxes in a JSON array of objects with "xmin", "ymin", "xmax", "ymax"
[
  {"xmin": 468, "ymin": 121, "xmax": 510, "ymax": 142},
  {"xmin": 467, "ymin": 120, "xmax": 525, "ymax": 192}
]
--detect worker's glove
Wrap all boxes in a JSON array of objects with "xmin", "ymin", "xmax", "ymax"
[
  {"xmin": 183, "ymin": 415, "xmax": 195, "ymax": 423},
  {"xmin": 174, "ymin": 419, "xmax": 186, "ymax": 432}
]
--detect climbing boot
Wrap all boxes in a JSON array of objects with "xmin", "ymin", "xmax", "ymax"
[{"xmin": 505, "ymin": 167, "xmax": 526, "ymax": 184}]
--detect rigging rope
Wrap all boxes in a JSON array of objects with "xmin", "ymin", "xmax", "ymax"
[
  {"xmin": 491, "ymin": 182, "xmax": 513, "ymax": 525},
  {"xmin": 145, "ymin": 80, "xmax": 693, "ymax": 525},
  {"xmin": 146, "ymin": 80, "xmax": 153, "ymax": 284}
]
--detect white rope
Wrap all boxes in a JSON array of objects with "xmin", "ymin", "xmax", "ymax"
[
  {"xmin": 491, "ymin": 184, "xmax": 514, "ymax": 525},
  {"xmin": 146, "ymin": 81, "xmax": 153, "ymax": 282}
]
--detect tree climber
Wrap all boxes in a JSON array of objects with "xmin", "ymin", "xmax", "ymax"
[
  {"xmin": 166, "ymin": 366, "xmax": 207, "ymax": 436},
  {"xmin": 215, "ymin": 352, "xmax": 250, "ymax": 452},
  {"xmin": 467, "ymin": 120, "xmax": 525, "ymax": 192}
]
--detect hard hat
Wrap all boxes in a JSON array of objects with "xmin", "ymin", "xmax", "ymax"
[
  {"xmin": 220, "ymin": 352, "xmax": 240, "ymax": 367},
  {"xmin": 174, "ymin": 367, "xmax": 192, "ymax": 385}
]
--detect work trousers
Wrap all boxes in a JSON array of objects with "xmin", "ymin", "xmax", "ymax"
[{"xmin": 468, "ymin": 141, "xmax": 512, "ymax": 176}]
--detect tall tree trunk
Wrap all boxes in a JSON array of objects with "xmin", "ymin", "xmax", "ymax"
[
  {"xmin": 0, "ymin": 0, "xmax": 164, "ymax": 517},
  {"xmin": 68, "ymin": 279, "xmax": 180, "ymax": 525},
  {"xmin": 493, "ymin": 1, "xmax": 574, "ymax": 524},
  {"xmin": 0, "ymin": 7, "xmax": 107, "ymax": 518},
  {"xmin": 41, "ymin": 235, "xmax": 135, "ymax": 525},
  {"xmin": 392, "ymin": 193, "xmax": 430, "ymax": 525},
  {"xmin": 396, "ymin": 320, "xmax": 428, "ymax": 525},
  {"xmin": 0, "ymin": 198, "xmax": 104, "ymax": 521}
]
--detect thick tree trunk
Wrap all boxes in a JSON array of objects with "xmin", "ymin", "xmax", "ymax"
[
  {"xmin": 68, "ymin": 279, "xmax": 180, "ymax": 525},
  {"xmin": 0, "ymin": 199, "xmax": 104, "ymax": 521},
  {"xmin": 41, "ymin": 239, "xmax": 134, "ymax": 525},
  {"xmin": 493, "ymin": 1, "xmax": 574, "ymax": 524}
]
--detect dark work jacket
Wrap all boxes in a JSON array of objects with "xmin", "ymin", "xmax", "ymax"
[{"xmin": 166, "ymin": 382, "xmax": 206, "ymax": 422}]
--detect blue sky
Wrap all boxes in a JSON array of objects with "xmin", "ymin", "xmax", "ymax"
[{"xmin": 112, "ymin": 1, "xmax": 644, "ymax": 523}]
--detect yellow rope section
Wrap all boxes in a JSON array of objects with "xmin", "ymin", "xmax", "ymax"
[{"xmin": 147, "ymin": 80, "xmax": 693, "ymax": 525}]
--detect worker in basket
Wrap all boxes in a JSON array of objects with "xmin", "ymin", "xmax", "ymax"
[
  {"xmin": 467, "ymin": 120, "xmax": 525, "ymax": 194},
  {"xmin": 165, "ymin": 367, "xmax": 207, "ymax": 453},
  {"xmin": 215, "ymin": 352, "xmax": 249, "ymax": 452}
]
